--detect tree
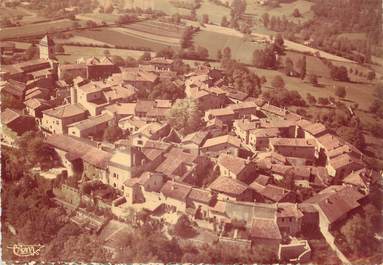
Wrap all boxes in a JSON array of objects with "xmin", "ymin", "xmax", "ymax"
[
  {"xmin": 139, "ymin": 51, "xmax": 151, "ymax": 62},
  {"xmin": 231, "ymin": 0, "xmax": 246, "ymax": 19},
  {"xmin": 367, "ymin": 71, "xmax": 376, "ymax": 80},
  {"xmin": 167, "ymin": 98, "xmax": 202, "ymax": 135},
  {"xmin": 196, "ymin": 46, "xmax": 209, "ymax": 60},
  {"xmin": 297, "ymin": 55, "xmax": 307, "ymax": 79},
  {"xmin": 309, "ymin": 74, "xmax": 319, "ymax": 86},
  {"xmin": 156, "ymin": 46, "xmax": 175, "ymax": 59},
  {"xmin": 273, "ymin": 34, "xmax": 284, "ymax": 55},
  {"xmin": 221, "ymin": 16, "xmax": 229, "ymax": 27},
  {"xmin": 103, "ymin": 126, "xmax": 123, "ymax": 143},
  {"xmin": 202, "ymin": 14, "xmax": 209, "ymax": 24},
  {"xmin": 340, "ymin": 208, "xmax": 381, "ymax": 257},
  {"xmin": 330, "ymin": 66, "xmax": 349, "ymax": 81},
  {"xmin": 306, "ymin": 93, "xmax": 317, "ymax": 105},
  {"xmin": 55, "ymin": 44, "xmax": 65, "ymax": 54},
  {"xmin": 126, "ymin": 56, "xmax": 138, "ymax": 67},
  {"xmin": 25, "ymin": 44, "xmax": 39, "ymax": 60},
  {"xmin": 86, "ymin": 20, "xmax": 97, "ymax": 28},
  {"xmin": 217, "ymin": 49, "xmax": 222, "ymax": 60},
  {"xmin": 110, "ymin": 55, "xmax": 125, "ymax": 66},
  {"xmin": 222, "ymin": 47, "xmax": 232, "ymax": 61},
  {"xmin": 284, "ymin": 57, "xmax": 294, "ymax": 76},
  {"xmin": 369, "ymin": 99, "xmax": 383, "ymax": 117},
  {"xmin": 318, "ymin": 97, "xmax": 330, "ymax": 105},
  {"xmin": 262, "ymin": 13, "xmax": 270, "ymax": 27},
  {"xmin": 335, "ymin": 86, "xmax": 346, "ymax": 98},
  {"xmin": 292, "ymin": 8, "xmax": 301, "ymax": 17},
  {"xmin": 174, "ymin": 214, "xmax": 196, "ymax": 238},
  {"xmin": 148, "ymin": 80, "xmax": 185, "ymax": 101},
  {"xmin": 253, "ymin": 47, "xmax": 276, "ymax": 69},
  {"xmin": 271, "ymin": 75, "xmax": 285, "ymax": 89}
]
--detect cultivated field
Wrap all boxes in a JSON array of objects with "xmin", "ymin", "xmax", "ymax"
[
  {"xmin": 0, "ymin": 19, "xmax": 83, "ymax": 40},
  {"xmin": 125, "ymin": 20, "xmax": 185, "ymax": 39}
]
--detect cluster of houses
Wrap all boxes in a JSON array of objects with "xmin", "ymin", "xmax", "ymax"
[{"xmin": 1, "ymin": 35, "xmax": 380, "ymax": 263}]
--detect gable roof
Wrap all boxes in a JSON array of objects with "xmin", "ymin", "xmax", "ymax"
[
  {"xmin": 209, "ymin": 176, "xmax": 248, "ymax": 196},
  {"xmin": 24, "ymin": 98, "xmax": 51, "ymax": 110},
  {"xmin": 46, "ymin": 135, "xmax": 112, "ymax": 169},
  {"xmin": 160, "ymin": 180, "xmax": 192, "ymax": 202},
  {"xmin": 1, "ymin": 108, "xmax": 21, "ymax": 125},
  {"xmin": 43, "ymin": 104, "xmax": 87, "ymax": 119},
  {"xmin": 202, "ymin": 135, "xmax": 241, "ymax": 149},
  {"xmin": 304, "ymin": 185, "xmax": 365, "ymax": 224},
  {"xmin": 260, "ymin": 184, "xmax": 293, "ymax": 202},
  {"xmin": 188, "ymin": 188, "xmax": 213, "ymax": 205},
  {"xmin": 217, "ymin": 153, "xmax": 251, "ymax": 176},
  {"xmin": 250, "ymin": 218, "xmax": 281, "ymax": 240},
  {"xmin": 182, "ymin": 131, "xmax": 209, "ymax": 146}
]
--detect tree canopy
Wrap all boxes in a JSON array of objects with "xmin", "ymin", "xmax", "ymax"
[{"xmin": 167, "ymin": 98, "xmax": 202, "ymax": 135}]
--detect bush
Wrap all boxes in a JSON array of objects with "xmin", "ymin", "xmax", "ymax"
[
  {"xmin": 271, "ymin": 75, "xmax": 285, "ymax": 89},
  {"xmin": 318, "ymin": 97, "xmax": 330, "ymax": 105},
  {"xmin": 174, "ymin": 214, "xmax": 196, "ymax": 238},
  {"xmin": 335, "ymin": 86, "xmax": 346, "ymax": 98}
]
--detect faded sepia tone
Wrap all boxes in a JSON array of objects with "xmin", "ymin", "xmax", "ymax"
[{"xmin": 1, "ymin": 0, "xmax": 382, "ymax": 264}]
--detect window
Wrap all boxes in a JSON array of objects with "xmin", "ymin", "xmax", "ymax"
[{"xmin": 137, "ymin": 140, "xmax": 143, "ymax": 145}]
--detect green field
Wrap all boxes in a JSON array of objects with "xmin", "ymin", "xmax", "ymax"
[
  {"xmin": 245, "ymin": 0, "xmax": 314, "ymax": 23},
  {"xmin": 0, "ymin": 19, "xmax": 84, "ymax": 40},
  {"xmin": 152, "ymin": 0, "xmax": 191, "ymax": 16},
  {"xmin": 194, "ymin": 30, "xmax": 264, "ymax": 64},
  {"xmin": 0, "ymin": 6, "xmax": 29, "ymax": 19},
  {"xmin": 56, "ymin": 45, "xmax": 155, "ymax": 63},
  {"xmin": 248, "ymin": 63, "xmax": 377, "ymax": 111},
  {"xmin": 78, "ymin": 12, "xmax": 121, "ymax": 24},
  {"xmin": 70, "ymin": 27, "xmax": 177, "ymax": 51},
  {"xmin": 125, "ymin": 20, "xmax": 185, "ymax": 39},
  {"xmin": 195, "ymin": 1, "xmax": 231, "ymax": 25},
  {"xmin": 283, "ymin": 50, "xmax": 331, "ymax": 78}
]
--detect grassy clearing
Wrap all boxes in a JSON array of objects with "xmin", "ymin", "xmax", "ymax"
[
  {"xmin": 77, "ymin": 12, "xmax": 121, "ymax": 24},
  {"xmin": 195, "ymin": 1, "xmax": 231, "ymax": 25},
  {"xmin": 56, "ymin": 45, "xmax": 155, "ymax": 63},
  {"xmin": 245, "ymin": 0, "xmax": 314, "ymax": 23},
  {"xmin": 152, "ymin": 0, "xmax": 190, "ymax": 16},
  {"xmin": 193, "ymin": 30, "xmax": 264, "ymax": 64},
  {"xmin": 0, "ymin": 19, "xmax": 83, "ymax": 40},
  {"xmin": 249, "ymin": 64, "xmax": 376, "ymax": 111},
  {"xmin": 283, "ymin": 50, "xmax": 331, "ymax": 78},
  {"xmin": 0, "ymin": 7, "xmax": 29, "ymax": 19}
]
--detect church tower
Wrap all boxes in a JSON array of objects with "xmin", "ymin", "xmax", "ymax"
[{"xmin": 39, "ymin": 35, "xmax": 55, "ymax": 59}]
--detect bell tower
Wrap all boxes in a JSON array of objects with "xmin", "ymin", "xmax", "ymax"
[{"xmin": 39, "ymin": 35, "xmax": 55, "ymax": 59}]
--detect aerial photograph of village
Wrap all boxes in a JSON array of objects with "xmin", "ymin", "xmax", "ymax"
[{"xmin": 0, "ymin": 0, "xmax": 382, "ymax": 264}]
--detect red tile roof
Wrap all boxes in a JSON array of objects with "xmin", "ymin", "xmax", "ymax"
[
  {"xmin": 160, "ymin": 180, "xmax": 192, "ymax": 202},
  {"xmin": 209, "ymin": 176, "xmax": 248, "ymax": 196},
  {"xmin": 250, "ymin": 218, "xmax": 281, "ymax": 240}
]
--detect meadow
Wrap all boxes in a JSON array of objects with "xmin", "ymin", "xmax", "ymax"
[
  {"xmin": 0, "ymin": 19, "xmax": 83, "ymax": 40},
  {"xmin": 245, "ymin": 0, "xmax": 314, "ymax": 23},
  {"xmin": 193, "ymin": 30, "xmax": 264, "ymax": 64},
  {"xmin": 56, "ymin": 45, "xmax": 155, "ymax": 63}
]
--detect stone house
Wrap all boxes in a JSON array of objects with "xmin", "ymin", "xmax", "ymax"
[{"xmin": 41, "ymin": 104, "xmax": 88, "ymax": 134}]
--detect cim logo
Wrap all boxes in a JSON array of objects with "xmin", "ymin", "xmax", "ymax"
[{"xmin": 8, "ymin": 244, "xmax": 44, "ymax": 257}]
